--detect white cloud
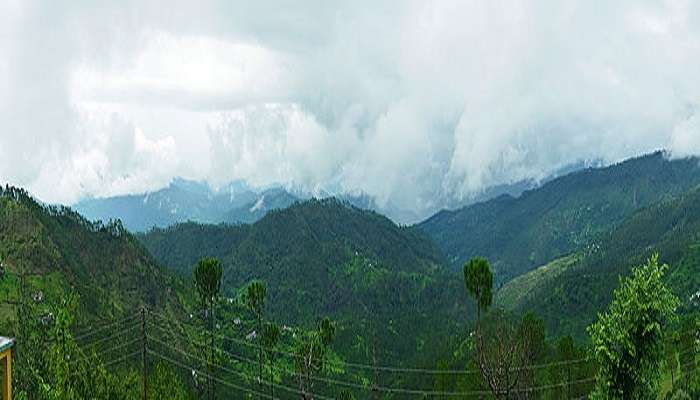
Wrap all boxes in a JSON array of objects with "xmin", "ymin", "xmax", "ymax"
[{"xmin": 2, "ymin": 0, "xmax": 700, "ymax": 219}]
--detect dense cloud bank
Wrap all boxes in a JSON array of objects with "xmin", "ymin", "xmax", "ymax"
[{"xmin": 2, "ymin": 0, "xmax": 700, "ymax": 217}]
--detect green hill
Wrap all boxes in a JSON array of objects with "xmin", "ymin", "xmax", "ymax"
[
  {"xmin": 497, "ymin": 184, "xmax": 700, "ymax": 339},
  {"xmin": 139, "ymin": 198, "xmax": 470, "ymax": 369},
  {"xmin": 0, "ymin": 185, "xmax": 187, "ymax": 327},
  {"xmin": 418, "ymin": 151, "xmax": 700, "ymax": 284}
]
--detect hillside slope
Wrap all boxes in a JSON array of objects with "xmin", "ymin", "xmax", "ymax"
[
  {"xmin": 497, "ymin": 184, "xmax": 700, "ymax": 339},
  {"xmin": 419, "ymin": 152, "xmax": 700, "ymax": 283},
  {"xmin": 140, "ymin": 198, "xmax": 469, "ymax": 368},
  {"xmin": 0, "ymin": 186, "xmax": 186, "ymax": 328}
]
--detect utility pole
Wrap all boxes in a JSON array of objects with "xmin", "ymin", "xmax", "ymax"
[{"xmin": 142, "ymin": 307, "xmax": 148, "ymax": 400}]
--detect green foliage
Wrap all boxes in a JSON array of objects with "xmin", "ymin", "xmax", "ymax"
[
  {"xmin": 148, "ymin": 362, "xmax": 190, "ymax": 400},
  {"xmin": 463, "ymin": 257, "xmax": 493, "ymax": 313},
  {"xmin": 244, "ymin": 280, "xmax": 266, "ymax": 319},
  {"xmin": 336, "ymin": 389, "xmax": 356, "ymax": 400},
  {"xmin": 677, "ymin": 314, "xmax": 698, "ymax": 391},
  {"xmin": 0, "ymin": 185, "xmax": 184, "ymax": 326},
  {"xmin": 420, "ymin": 152, "xmax": 700, "ymax": 283},
  {"xmin": 244, "ymin": 279, "xmax": 267, "ymax": 397},
  {"xmin": 12, "ymin": 293, "xmax": 139, "ymax": 400},
  {"xmin": 588, "ymin": 255, "xmax": 680, "ymax": 399},
  {"xmin": 194, "ymin": 257, "xmax": 223, "ymax": 308},
  {"xmin": 294, "ymin": 317, "xmax": 337, "ymax": 397},
  {"xmin": 0, "ymin": 185, "xmax": 192, "ymax": 399},
  {"xmin": 261, "ymin": 322, "xmax": 280, "ymax": 351},
  {"xmin": 141, "ymin": 199, "xmax": 468, "ymax": 377},
  {"xmin": 261, "ymin": 322, "xmax": 281, "ymax": 398},
  {"xmin": 193, "ymin": 257, "xmax": 222, "ymax": 400},
  {"xmin": 518, "ymin": 311, "xmax": 546, "ymax": 362},
  {"xmin": 666, "ymin": 389, "xmax": 692, "ymax": 400},
  {"xmin": 317, "ymin": 317, "xmax": 336, "ymax": 347},
  {"xmin": 499, "ymin": 184, "xmax": 700, "ymax": 339}
]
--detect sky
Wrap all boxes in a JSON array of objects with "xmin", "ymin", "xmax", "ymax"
[{"xmin": 2, "ymin": 1, "xmax": 700, "ymax": 216}]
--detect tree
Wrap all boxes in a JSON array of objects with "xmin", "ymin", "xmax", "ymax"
[
  {"xmin": 677, "ymin": 314, "xmax": 698, "ymax": 392},
  {"xmin": 549, "ymin": 336, "xmax": 576, "ymax": 399},
  {"xmin": 665, "ymin": 332, "xmax": 680, "ymax": 388},
  {"xmin": 516, "ymin": 312, "xmax": 546, "ymax": 399},
  {"xmin": 433, "ymin": 358, "xmax": 450, "ymax": 400},
  {"xmin": 13, "ymin": 293, "xmax": 138, "ymax": 400},
  {"xmin": 261, "ymin": 322, "xmax": 281, "ymax": 399},
  {"xmin": 148, "ymin": 362, "xmax": 189, "ymax": 400},
  {"xmin": 463, "ymin": 257, "xmax": 493, "ymax": 327},
  {"xmin": 588, "ymin": 254, "xmax": 679, "ymax": 399},
  {"xmin": 244, "ymin": 280, "xmax": 267, "ymax": 397},
  {"xmin": 193, "ymin": 257, "xmax": 223, "ymax": 400},
  {"xmin": 463, "ymin": 257, "xmax": 530, "ymax": 399},
  {"xmin": 294, "ymin": 317, "xmax": 336, "ymax": 399}
]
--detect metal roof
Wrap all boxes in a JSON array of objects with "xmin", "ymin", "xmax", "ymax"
[{"xmin": 0, "ymin": 336, "xmax": 15, "ymax": 353}]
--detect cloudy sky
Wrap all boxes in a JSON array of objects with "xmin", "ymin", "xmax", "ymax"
[{"xmin": 2, "ymin": 1, "xmax": 700, "ymax": 215}]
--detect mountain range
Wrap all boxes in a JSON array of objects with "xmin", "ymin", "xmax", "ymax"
[
  {"xmin": 3, "ymin": 149, "xmax": 700, "ymax": 398},
  {"xmin": 73, "ymin": 161, "xmax": 594, "ymax": 232}
]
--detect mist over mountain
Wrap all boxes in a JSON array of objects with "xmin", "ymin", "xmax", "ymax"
[
  {"xmin": 72, "ymin": 160, "xmax": 596, "ymax": 230},
  {"xmin": 419, "ymin": 151, "xmax": 700, "ymax": 283}
]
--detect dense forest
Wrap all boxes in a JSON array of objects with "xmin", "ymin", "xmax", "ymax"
[
  {"xmin": 139, "ymin": 199, "xmax": 470, "ymax": 373},
  {"xmin": 419, "ymin": 152, "xmax": 700, "ymax": 284},
  {"xmin": 1, "ymin": 151, "xmax": 699, "ymax": 398}
]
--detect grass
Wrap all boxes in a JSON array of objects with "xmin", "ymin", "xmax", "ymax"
[{"xmin": 495, "ymin": 254, "xmax": 579, "ymax": 311}]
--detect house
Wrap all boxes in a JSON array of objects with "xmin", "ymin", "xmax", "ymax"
[{"xmin": 1, "ymin": 336, "xmax": 14, "ymax": 400}]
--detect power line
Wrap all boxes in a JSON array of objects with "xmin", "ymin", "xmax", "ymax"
[
  {"xmin": 151, "ymin": 311, "xmax": 594, "ymax": 375},
  {"xmin": 79, "ymin": 323, "xmax": 140, "ymax": 348},
  {"xmin": 103, "ymin": 350, "xmax": 142, "ymax": 369},
  {"xmin": 147, "ymin": 334, "xmax": 335, "ymax": 400},
  {"xmin": 148, "ymin": 349, "xmax": 276, "ymax": 400},
  {"xmin": 74, "ymin": 312, "xmax": 140, "ymax": 341},
  {"xmin": 70, "ymin": 338, "xmax": 140, "ymax": 365},
  {"xmin": 72, "ymin": 310, "xmax": 142, "ymax": 332},
  {"xmin": 147, "ymin": 331, "xmax": 596, "ymax": 398}
]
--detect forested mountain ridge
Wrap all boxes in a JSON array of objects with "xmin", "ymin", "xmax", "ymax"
[
  {"xmin": 140, "ymin": 197, "xmax": 446, "ymax": 278},
  {"xmin": 419, "ymin": 151, "xmax": 700, "ymax": 284},
  {"xmin": 497, "ymin": 183, "xmax": 700, "ymax": 339},
  {"xmin": 0, "ymin": 185, "xmax": 187, "ymax": 326},
  {"xmin": 140, "ymin": 198, "xmax": 469, "ymax": 369}
]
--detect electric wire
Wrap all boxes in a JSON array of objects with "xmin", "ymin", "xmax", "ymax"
[
  {"xmin": 69, "ymin": 338, "xmax": 140, "ymax": 365},
  {"xmin": 150, "ymin": 310, "xmax": 594, "ymax": 375},
  {"xmin": 148, "ymin": 349, "xmax": 278, "ymax": 400},
  {"xmin": 79, "ymin": 323, "xmax": 140, "ymax": 348},
  {"xmin": 74, "ymin": 312, "xmax": 140, "ymax": 341},
  {"xmin": 147, "ymin": 334, "xmax": 336, "ymax": 400},
  {"xmin": 103, "ymin": 349, "xmax": 142, "ymax": 368},
  {"xmin": 147, "ymin": 329, "xmax": 598, "ymax": 397}
]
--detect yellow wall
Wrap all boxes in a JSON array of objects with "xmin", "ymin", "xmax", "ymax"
[{"xmin": 1, "ymin": 349, "xmax": 11, "ymax": 400}]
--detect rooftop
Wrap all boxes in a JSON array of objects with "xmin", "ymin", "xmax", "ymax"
[{"xmin": 0, "ymin": 336, "xmax": 15, "ymax": 353}]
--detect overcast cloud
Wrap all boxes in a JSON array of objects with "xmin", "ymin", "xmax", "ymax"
[{"xmin": 2, "ymin": 0, "xmax": 700, "ymax": 216}]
